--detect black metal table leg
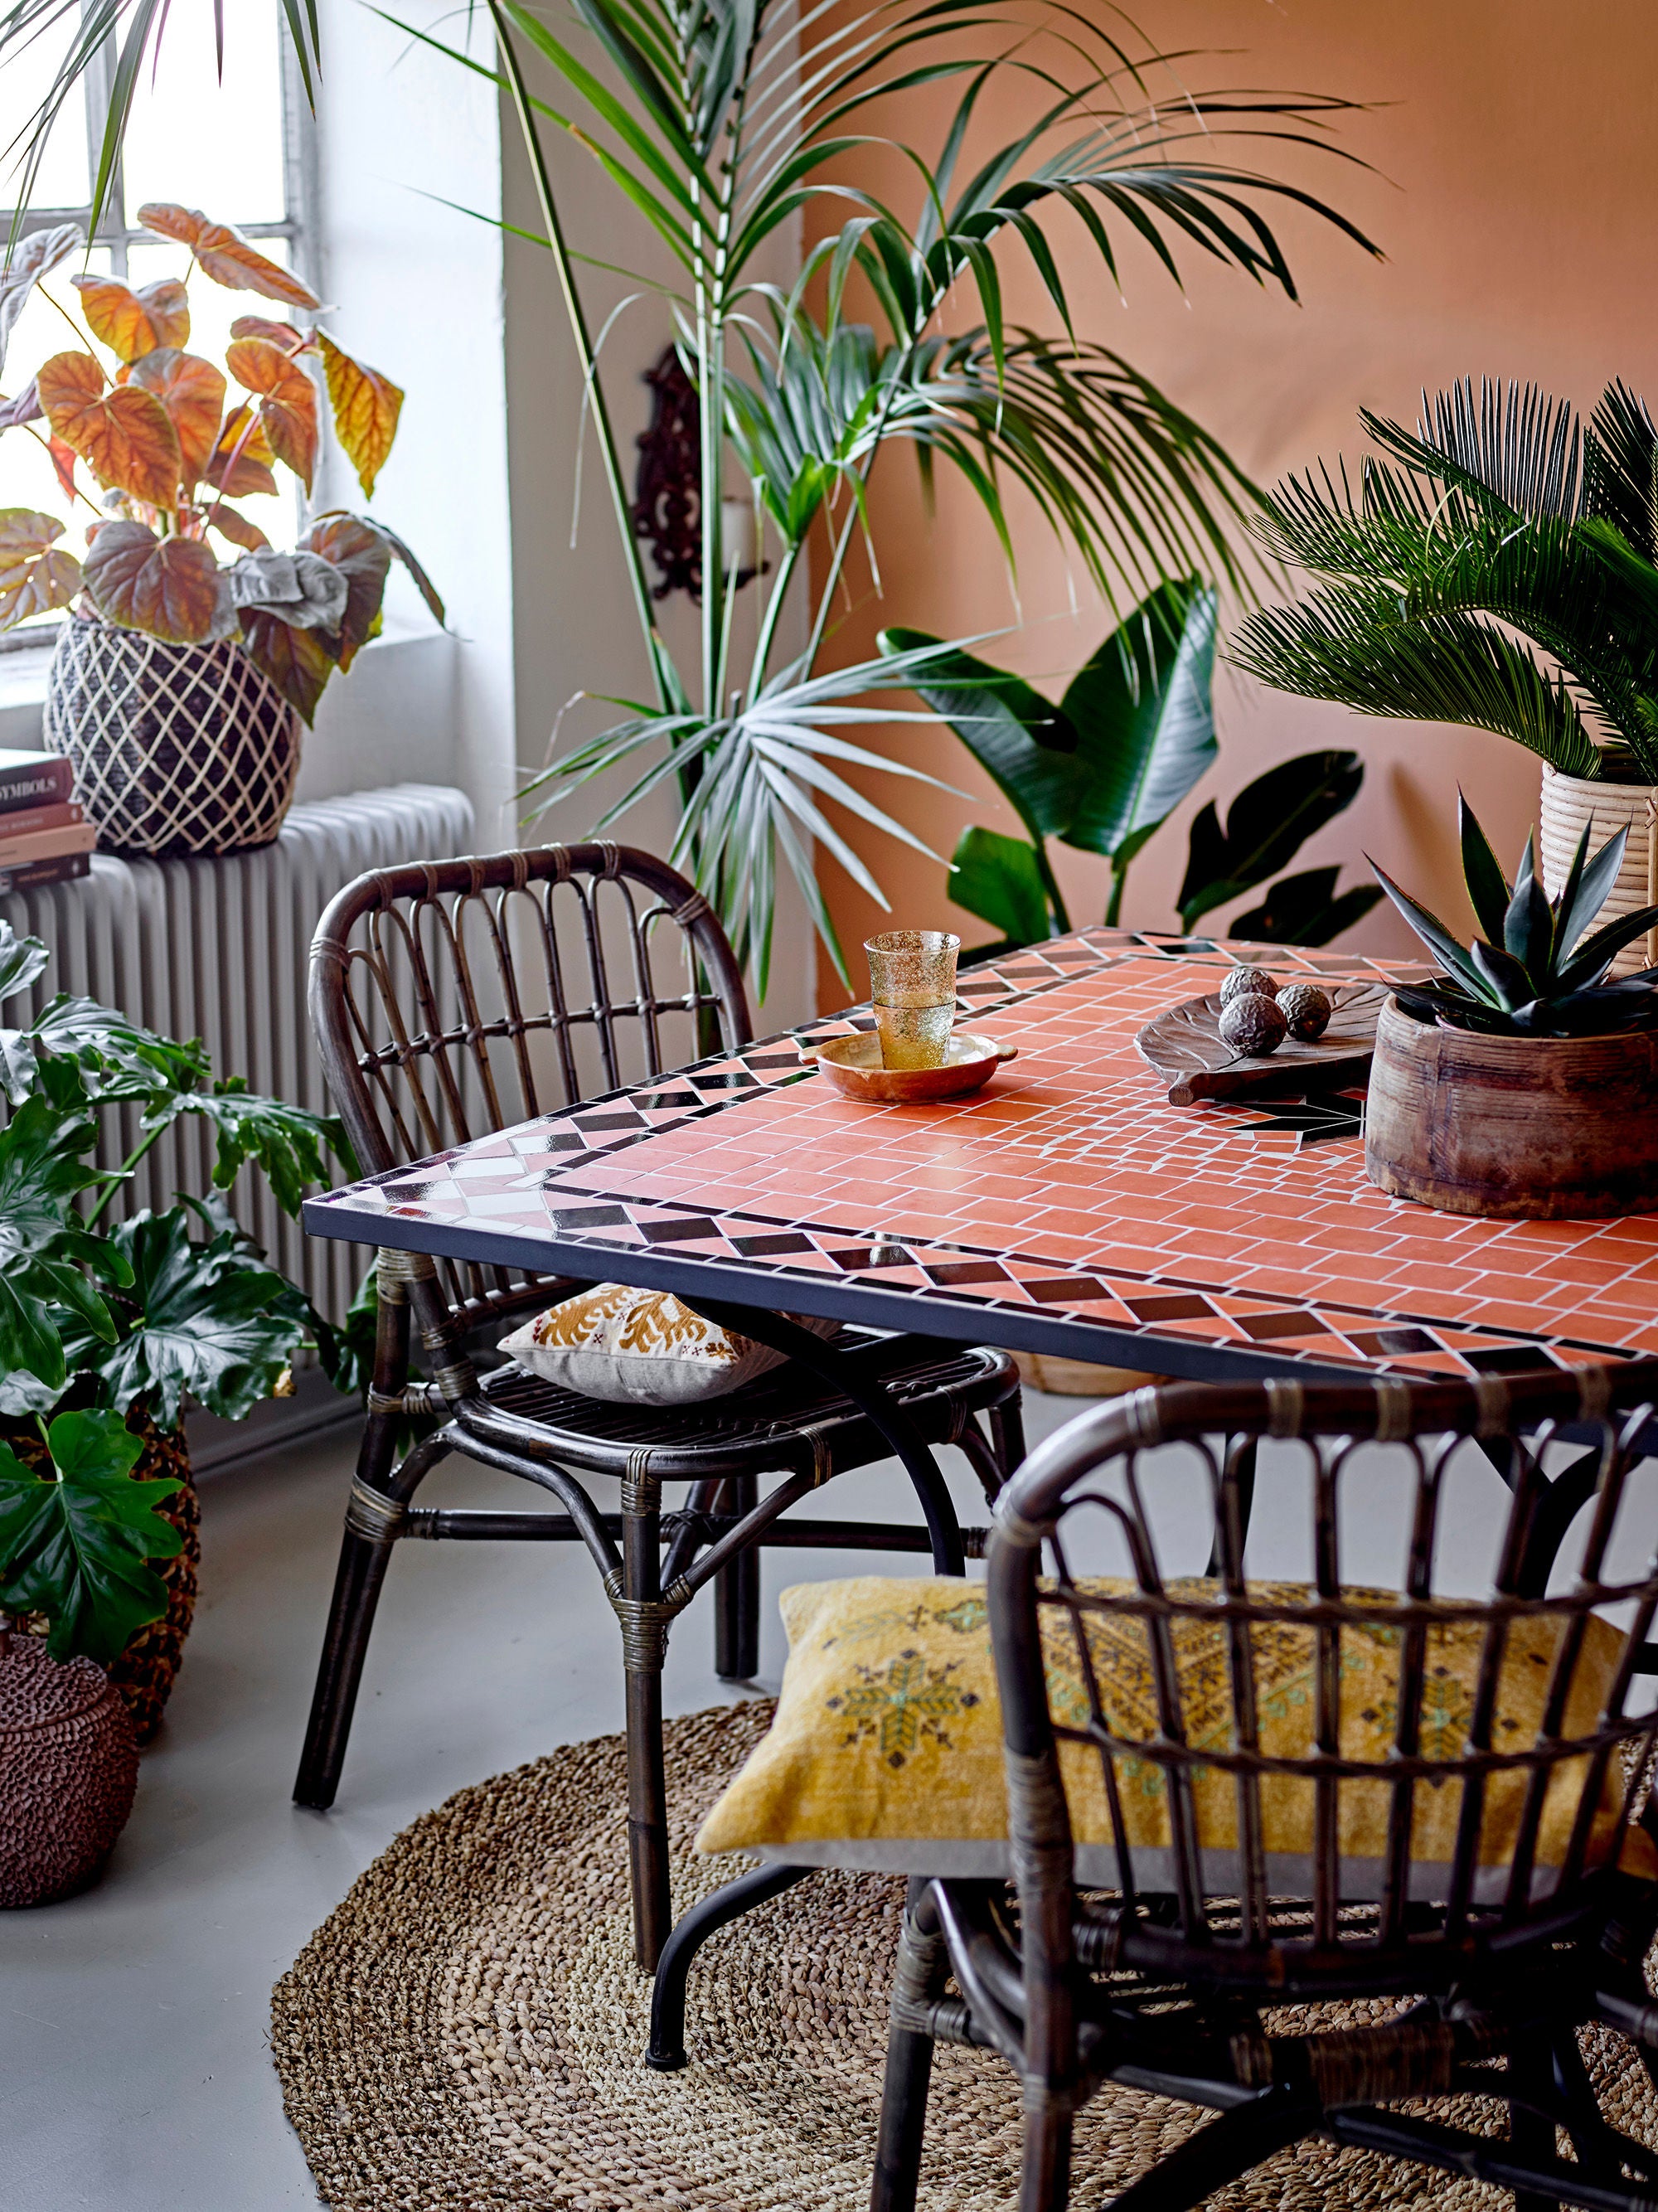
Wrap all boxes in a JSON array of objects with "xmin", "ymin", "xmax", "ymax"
[{"xmin": 647, "ymin": 1861, "xmax": 814, "ymax": 2069}]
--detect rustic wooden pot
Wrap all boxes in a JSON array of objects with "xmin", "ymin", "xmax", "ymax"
[{"xmin": 1365, "ymin": 996, "xmax": 1658, "ymax": 1219}]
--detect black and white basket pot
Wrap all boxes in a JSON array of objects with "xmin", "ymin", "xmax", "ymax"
[{"xmin": 42, "ymin": 618, "xmax": 301, "ymax": 859}]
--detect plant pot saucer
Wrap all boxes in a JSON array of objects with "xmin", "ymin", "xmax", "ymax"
[
  {"xmin": 807, "ymin": 1030, "xmax": 1016, "ymax": 1103},
  {"xmin": 1135, "ymin": 983, "xmax": 1390, "ymax": 1104}
]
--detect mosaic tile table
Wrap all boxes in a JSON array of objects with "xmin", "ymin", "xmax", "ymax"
[{"xmin": 303, "ymin": 929, "xmax": 1658, "ymax": 1385}]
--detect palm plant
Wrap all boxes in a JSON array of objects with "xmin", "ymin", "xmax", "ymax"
[
  {"xmin": 1232, "ymin": 379, "xmax": 1658, "ymax": 783},
  {"xmin": 1, "ymin": 2, "xmax": 1377, "ymax": 987}
]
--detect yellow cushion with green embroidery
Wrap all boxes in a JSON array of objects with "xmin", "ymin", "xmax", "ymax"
[{"xmin": 696, "ymin": 1576, "xmax": 1658, "ymax": 1902}]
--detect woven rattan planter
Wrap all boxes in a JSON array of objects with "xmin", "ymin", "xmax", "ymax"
[
  {"xmin": 1365, "ymin": 994, "xmax": 1658, "ymax": 1219},
  {"xmin": 1541, "ymin": 758, "xmax": 1658, "ymax": 981},
  {"xmin": 42, "ymin": 617, "xmax": 300, "ymax": 857},
  {"xmin": 0, "ymin": 1629, "xmax": 138, "ymax": 1908}
]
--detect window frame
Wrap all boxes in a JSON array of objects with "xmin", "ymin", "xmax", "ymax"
[{"xmin": 1, "ymin": 12, "xmax": 318, "ymax": 289}]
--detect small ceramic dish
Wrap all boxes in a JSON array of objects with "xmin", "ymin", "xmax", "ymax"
[{"xmin": 807, "ymin": 1029, "xmax": 1017, "ymax": 1103}]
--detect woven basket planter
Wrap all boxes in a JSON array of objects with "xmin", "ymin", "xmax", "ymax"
[
  {"xmin": 42, "ymin": 617, "xmax": 300, "ymax": 858},
  {"xmin": 1541, "ymin": 759, "xmax": 1658, "ymax": 980},
  {"xmin": 0, "ymin": 1631, "xmax": 138, "ymax": 1908}
]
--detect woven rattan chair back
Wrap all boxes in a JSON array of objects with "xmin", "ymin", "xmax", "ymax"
[
  {"xmin": 308, "ymin": 844, "xmax": 751, "ymax": 1325},
  {"xmin": 989, "ymin": 1362, "xmax": 1658, "ymax": 1990}
]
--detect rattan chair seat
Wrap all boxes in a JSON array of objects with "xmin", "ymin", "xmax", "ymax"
[{"xmin": 473, "ymin": 1335, "xmax": 1013, "ymax": 1481}]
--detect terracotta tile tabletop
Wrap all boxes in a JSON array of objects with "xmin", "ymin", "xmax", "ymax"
[{"xmin": 303, "ymin": 929, "xmax": 1658, "ymax": 1385}]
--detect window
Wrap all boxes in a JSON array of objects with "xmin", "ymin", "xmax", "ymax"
[{"xmin": 0, "ymin": 0, "xmax": 315, "ymax": 626}]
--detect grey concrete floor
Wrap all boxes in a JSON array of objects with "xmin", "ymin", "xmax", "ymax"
[{"xmin": 0, "ymin": 1387, "xmax": 1099, "ymax": 2212}]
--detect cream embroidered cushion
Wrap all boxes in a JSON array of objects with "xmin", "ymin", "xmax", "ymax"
[
  {"xmin": 498, "ymin": 1284, "xmax": 836, "ymax": 1407},
  {"xmin": 696, "ymin": 1574, "xmax": 1658, "ymax": 1902}
]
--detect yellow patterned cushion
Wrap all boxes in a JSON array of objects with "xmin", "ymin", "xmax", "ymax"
[
  {"xmin": 498, "ymin": 1285, "xmax": 836, "ymax": 1406},
  {"xmin": 696, "ymin": 1576, "xmax": 1658, "ymax": 1901}
]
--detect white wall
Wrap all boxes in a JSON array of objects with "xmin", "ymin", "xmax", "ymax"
[{"xmin": 309, "ymin": 0, "xmax": 516, "ymax": 843}]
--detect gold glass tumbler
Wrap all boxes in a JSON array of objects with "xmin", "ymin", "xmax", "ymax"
[{"xmin": 865, "ymin": 930, "xmax": 960, "ymax": 1069}]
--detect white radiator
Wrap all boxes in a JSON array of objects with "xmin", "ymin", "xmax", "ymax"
[{"xmin": 0, "ymin": 783, "xmax": 474, "ymax": 1325}]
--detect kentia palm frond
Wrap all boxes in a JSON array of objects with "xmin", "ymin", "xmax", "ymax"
[{"xmin": 522, "ymin": 639, "xmax": 971, "ymax": 988}]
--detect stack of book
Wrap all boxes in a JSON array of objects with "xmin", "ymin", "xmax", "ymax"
[{"xmin": 0, "ymin": 749, "xmax": 94, "ymax": 894}]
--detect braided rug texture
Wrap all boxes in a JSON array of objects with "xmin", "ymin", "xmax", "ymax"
[{"xmin": 271, "ymin": 1701, "xmax": 1658, "ymax": 2212}]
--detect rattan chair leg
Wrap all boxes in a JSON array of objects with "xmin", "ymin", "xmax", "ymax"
[
  {"xmin": 715, "ymin": 1474, "xmax": 760, "ymax": 1681},
  {"xmin": 293, "ymin": 1419, "xmax": 445, "ymax": 1811},
  {"xmin": 1097, "ymin": 2083, "xmax": 1318, "ymax": 2212},
  {"xmin": 621, "ymin": 1472, "xmax": 674, "ymax": 1972},
  {"xmin": 990, "ymin": 1395, "xmax": 1026, "ymax": 1484},
  {"xmin": 647, "ymin": 1860, "xmax": 813, "ymax": 2070},
  {"xmin": 1509, "ymin": 2040, "xmax": 1567, "ymax": 2212},
  {"xmin": 871, "ymin": 1882, "xmax": 948, "ymax": 2212}
]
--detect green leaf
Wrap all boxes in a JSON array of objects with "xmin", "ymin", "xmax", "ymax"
[
  {"xmin": 1228, "ymin": 866, "xmax": 1384, "ymax": 947},
  {"xmin": 1059, "ymin": 580, "xmax": 1218, "ymax": 861},
  {"xmin": 0, "ymin": 1058, "xmax": 122, "ymax": 1385},
  {"xmin": 1457, "ymin": 793, "xmax": 1512, "ymax": 946},
  {"xmin": 1367, "ymin": 859, "xmax": 1501, "ymax": 1005},
  {"xmin": 1502, "ymin": 831, "xmax": 1554, "ymax": 988},
  {"xmin": 81, "ymin": 1208, "xmax": 313, "ymax": 1429},
  {"xmin": 0, "ymin": 989, "xmax": 204, "ymax": 1105},
  {"xmin": 0, "ymin": 918, "xmax": 47, "ymax": 1003},
  {"xmin": 948, "ymin": 826, "xmax": 1053, "ymax": 947},
  {"xmin": 1554, "ymin": 822, "xmax": 1631, "ymax": 958},
  {"xmin": 0, "ymin": 1408, "xmax": 181, "ymax": 1666},
  {"xmin": 1176, "ymin": 749, "xmax": 1366, "ymax": 931},
  {"xmin": 877, "ymin": 625, "xmax": 1079, "ymax": 842},
  {"xmin": 148, "ymin": 1078, "xmax": 353, "ymax": 1214}
]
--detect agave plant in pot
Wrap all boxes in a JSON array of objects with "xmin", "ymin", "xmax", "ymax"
[
  {"xmin": 0, "ymin": 918, "xmax": 351, "ymax": 1904},
  {"xmin": 0, "ymin": 210, "xmax": 440, "ymax": 857},
  {"xmin": 1365, "ymin": 799, "xmax": 1658, "ymax": 1220}
]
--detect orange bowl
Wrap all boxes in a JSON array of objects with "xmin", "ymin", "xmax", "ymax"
[{"xmin": 807, "ymin": 1030, "xmax": 1016, "ymax": 1102}]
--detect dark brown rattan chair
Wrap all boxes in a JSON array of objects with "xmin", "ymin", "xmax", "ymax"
[
  {"xmin": 298, "ymin": 844, "xmax": 1021, "ymax": 1969},
  {"xmin": 875, "ymin": 1361, "xmax": 1658, "ymax": 2212}
]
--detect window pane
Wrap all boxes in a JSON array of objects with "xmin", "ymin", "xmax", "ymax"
[
  {"xmin": 0, "ymin": 9, "xmax": 91, "ymax": 211},
  {"xmin": 123, "ymin": 0, "xmax": 287, "ymax": 229}
]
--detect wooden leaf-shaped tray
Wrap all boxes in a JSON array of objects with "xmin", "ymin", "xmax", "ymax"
[{"xmin": 1136, "ymin": 982, "xmax": 1390, "ymax": 1104}]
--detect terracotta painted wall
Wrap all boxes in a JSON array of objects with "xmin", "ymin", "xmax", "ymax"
[{"xmin": 804, "ymin": 0, "xmax": 1658, "ymax": 1006}]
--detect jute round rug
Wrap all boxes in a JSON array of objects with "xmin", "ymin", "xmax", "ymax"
[{"xmin": 273, "ymin": 1702, "xmax": 1658, "ymax": 2210}]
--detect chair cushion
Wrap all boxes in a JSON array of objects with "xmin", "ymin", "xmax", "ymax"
[
  {"xmin": 498, "ymin": 1285, "xmax": 836, "ymax": 1407},
  {"xmin": 696, "ymin": 1575, "xmax": 1658, "ymax": 1902}
]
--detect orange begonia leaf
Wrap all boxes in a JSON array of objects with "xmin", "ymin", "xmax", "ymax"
[
  {"xmin": 318, "ymin": 332, "xmax": 403, "ymax": 500},
  {"xmin": 38, "ymin": 351, "xmax": 182, "ymax": 511},
  {"xmin": 209, "ymin": 507, "xmax": 270, "ymax": 555},
  {"xmin": 229, "ymin": 315, "xmax": 312, "ymax": 352},
  {"xmin": 70, "ymin": 274, "xmax": 191, "ymax": 362},
  {"xmin": 137, "ymin": 204, "xmax": 321, "ymax": 311},
  {"xmin": 129, "ymin": 350, "xmax": 225, "ymax": 488},
  {"xmin": 0, "ymin": 508, "xmax": 81, "ymax": 628},
  {"xmin": 83, "ymin": 520, "xmax": 233, "ymax": 643},
  {"xmin": 298, "ymin": 512, "xmax": 390, "ymax": 670},
  {"xmin": 0, "ymin": 221, "xmax": 81, "ymax": 381},
  {"xmin": 204, "ymin": 405, "xmax": 279, "ymax": 501},
  {"xmin": 46, "ymin": 435, "xmax": 78, "ymax": 502},
  {"xmin": 239, "ymin": 608, "xmax": 334, "ymax": 724},
  {"xmin": 225, "ymin": 337, "xmax": 318, "ymax": 490}
]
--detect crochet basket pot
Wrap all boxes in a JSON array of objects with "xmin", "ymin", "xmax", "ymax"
[
  {"xmin": 42, "ymin": 618, "xmax": 301, "ymax": 858},
  {"xmin": 0, "ymin": 1630, "xmax": 138, "ymax": 1908},
  {"xmin": 1541, "ymin": 757, "xmax": 1658, "ymax": 982}
]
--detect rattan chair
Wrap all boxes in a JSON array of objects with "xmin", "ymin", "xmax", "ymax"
[
  {"xmin": 297, "ymin": 844, "xmax": 1021, "ymax": 1967},
  {"xmin": 874, "ymin": 1361, "xmax": 1658, "ymax": 2212}
]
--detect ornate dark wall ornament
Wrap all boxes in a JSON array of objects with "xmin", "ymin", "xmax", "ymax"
[{"xmin": 634, "ymin": 348, "xmax": 702, "ymax": 601}]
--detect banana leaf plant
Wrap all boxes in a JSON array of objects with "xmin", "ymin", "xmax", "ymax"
[
  {"xmin": 0, "ymin": 208, "xmax": 440, "ymax": 721},
  {"xmin": 0, "ymin": 919, "xmax": 351, "ymax": 1413}
]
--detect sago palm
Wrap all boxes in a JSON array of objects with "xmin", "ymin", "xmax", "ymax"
[{"xmin": 1233, "ymin": 378, "xmax": 1658, "ymax": 784}]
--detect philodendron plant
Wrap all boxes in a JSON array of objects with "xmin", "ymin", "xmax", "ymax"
[
  {"xmin": 1373, "ymin": 797, "xmax": 1658, "ymax": 1036},
  {"xmin": 0, "ymin": 920, "xmax": 353, "ymax": 1664},
  {"xmin": 0, "ymin": 208, "xmax": 441, "ymax": 720}
]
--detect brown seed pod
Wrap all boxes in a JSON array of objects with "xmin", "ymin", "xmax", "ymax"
[
  {"xmin": 1276, "ymin": 982, "xmax": 1332, "ymax": 1041},
  {"xmin": 1219, "ymin": 992, "xmax": 1288, "ymax": 1055},
  {"xmin": 1219, "ymin": 965, "xmax": 1279, "ymax": 1007}
]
